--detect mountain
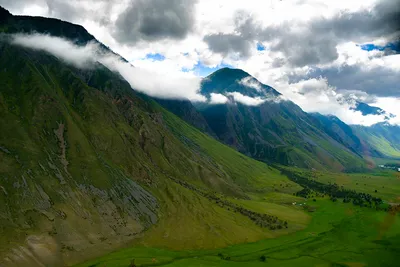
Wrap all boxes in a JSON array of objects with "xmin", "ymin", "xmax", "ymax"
[
  {"xmin": 201, "ymin": 67, "xmax": 280, "ymax": 98},
  {"xmin": 310, "ymin": 113, "xmax": 365, "ymax": 155},
  {"xmin": 159, "ymin": 68, "xmax": 366, "ymax": 171},
  {"xmin": 353, "ymin": 101, "xmax": 386, "ymax": 116},
  {"xmin": 153, "ymin": 98, "xmax": 216, "ymax": 137},
  {"xmin": 352, "ymin": 101, "xmax": 395, "ymax": 120},
  {"xmin": 0, "ymin": 7, "xmax": 299, "ymax": 267},
  {"xmin": 352, "ymin": 122, "xmax": 400, "ymax": 159}
]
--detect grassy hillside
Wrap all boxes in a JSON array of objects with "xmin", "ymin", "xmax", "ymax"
[
  {"xmin": 1, "ymin": 7, "xmax": 399, "ymax": 267},
  {"xmin": 0, "ymin": 28, "xmax": 301, "ymax": 266},
  {"xmin": 352, "ymin": 123, "xmax": 400, "ymax": 159}
]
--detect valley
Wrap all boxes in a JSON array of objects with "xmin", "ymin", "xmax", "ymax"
[
  {"xmin": 0, "ymin": 4, "xmax": 399, "ymax": 267},
  {"xmin": 75, "ymin": 184, "xmax": 400, "ymax": 267}
]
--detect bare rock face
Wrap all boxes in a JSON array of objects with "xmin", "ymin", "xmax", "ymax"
[{"xmin": 3, "ymin": 235, "xmax": 61, "ymax": 267}]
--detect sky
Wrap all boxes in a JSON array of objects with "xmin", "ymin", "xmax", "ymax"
[{"xmin": 1, "ymin": 0, "xmax": 400, "ymax": 126}]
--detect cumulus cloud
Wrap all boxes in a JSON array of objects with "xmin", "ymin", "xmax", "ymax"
[
  {"xmin": 9, "ymin": 33, "xmax": 204, "ymax": 101},
  {"xmin": 204, "ymin": 33, "xmax": 252, "ymax": 58},
  {"xmin": 276, "ymin": 77, "xmax": 392, "ymax": 126},
  {"xmin": 203, "ymin": 12, "xmax": 256, "ymax": 59},
  {"xmin": 288, "ymin": 42, "xmax": 400, "ymax": 97},
  {"xmin": 113, "ymin": 0, "xmax": 197, "ymax": 44},
  {"xmin": 204, "ymin": 0, "xmax": 400, "ymax": 67}
]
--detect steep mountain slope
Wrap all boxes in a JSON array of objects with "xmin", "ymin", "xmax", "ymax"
[
  {"xmin": 153, "ymin": 98, "xmax": 216, "ymax": 137},
  {"xmin": 160, "ymin": 68, "xmax": 366, "ymax": 171},
  {"xmin": 0, "ymin": 8, "xmax": 301, "ymax": 267},
  {"xmin": 352, "ymin": 123, "xmax": 400, "ymax": 159},
  {"xmin": 310, "ymin": 113, "xmax": 375, "ymax": 156}
]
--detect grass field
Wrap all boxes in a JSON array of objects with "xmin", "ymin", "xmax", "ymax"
[
  {"xmin": 74, "ymin": 196, "xmax": 400, "ymax": 267},
  {"xmin": 284, "ymin": 167, "xmax": 400, "ymax": 204}
]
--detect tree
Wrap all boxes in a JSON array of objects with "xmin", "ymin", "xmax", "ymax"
[
  {"xmin": 260, "ymin": 255, "xmax": 267, "ymax": 262},
  {"xmin": 129, "ymin": 259, "xmax": 136, "ymax": 267}
]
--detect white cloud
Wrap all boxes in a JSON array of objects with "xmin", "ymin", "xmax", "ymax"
[
  {"xmin": 209, "ymin": 93, "xmax": 229, "ymax": 104},
  {"xmin": 100, "ymin": 55, "xmax": 205, "ymax": 101},
  {"xmin": 276, "ymin": 77, "xmax": 390, "ymax": 126},
  {"xmin": 226, "ymin": 92, "xmax": 266, "ymax": 106},
  {"xmin": 11, "ymin": 33, "xmax": 100, "ymax": 68},
  {"xmin": 238, "ymin": 76, "xmax": 262, "ymax": 92},
  {"xmin": 10, "ymin": 33, "xmax": 205, "ymax": 102},
  {"xmin": 374, "ymin": 97, "xmax": 400, "ymax": 125}
]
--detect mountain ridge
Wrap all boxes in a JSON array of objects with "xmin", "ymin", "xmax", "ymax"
[
  {"xmin": 159, "ymin": 69, "xmax": 368, "ymax": 171},
  {"xmin": 0, "ymin": 7, "xmax": 303, "ymax": 266}
]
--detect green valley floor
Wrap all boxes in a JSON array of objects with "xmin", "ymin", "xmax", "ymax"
[{"xmin": 75, "ymin": 172, "xmax": 400, "ymax": 267}]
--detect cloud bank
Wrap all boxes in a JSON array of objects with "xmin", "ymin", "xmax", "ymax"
[
  {"xmin": 12, "ymin": 33, "xmax": 99, "ymax": 68},
  {"xmin": 10, "ymin": 33, "xmax": 205, "ymax": 102},
  {"xmin": 8, "ymin": 33, "xmax": 283, "ymax": 107},
  {"xmin": 278, "ymin": 77, "xmax": 395, "ymax": 126},
  {"xmin": 3, "ymin": 0, "xmax": 399, "ymax": 126}
]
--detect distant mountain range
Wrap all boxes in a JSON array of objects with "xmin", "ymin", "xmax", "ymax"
[{"xmin": 158, "ymin": 67, "xmax": 400, "ymax": 171}]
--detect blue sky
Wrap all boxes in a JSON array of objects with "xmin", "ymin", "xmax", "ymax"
[
  {"xmin": 146, "ymin": 52, "xmax": 232, "ymax": 77},
  {"xmin": 359, "ymin": 42, "xmax": 399, "ymax": 52},
  {"xmin": 145, "ymin": 53, "xmax": 166, "ymax": 61},
  {"xmin": 257, "ymin": 43, "xmax": 266, "ymax": 51},
  {"xmin": 186, "ymin": 62, "xmax": 232, "ymax": 77}
]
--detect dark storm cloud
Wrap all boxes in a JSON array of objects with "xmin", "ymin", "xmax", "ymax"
[
  {"xmin": 113, "ymin": 0, "xmax": 197, "ymax": 44},
  {"xmin": 289, "ymin": 64, "xmax": 400, "ymax": 97},
  {"xmin": 267, "ymin": 30, "xmax": 339, "ymax": 67},
  {"xmin": 204, "ymin": 33, "xmax": 251, "ymax": 57},
  {"xmin": 204, "ymin": 12, "xmax": 256, "ymax": 58},
  {"xmin": 308, "ymin": 0, "xmax": 400, "ymax": 42},
  {"xmin": 204, "ymin": 0, "xmax": 400, "ymax": 66}
]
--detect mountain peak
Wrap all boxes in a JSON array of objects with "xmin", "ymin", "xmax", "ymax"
[
  {"xmin": 202, "ymin": 67, "xmax": 280, "ymax": 98},
  {"xmin": 0, "ymin": 6, "xmax": 11, "ymax": 21},
  {"xmin": 0, "ymin": 6, "xmax": 96, "ymax": 45},
  {"xmin": 207, "ymin": 67, "xmax": 250, "ymax": 79}
]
